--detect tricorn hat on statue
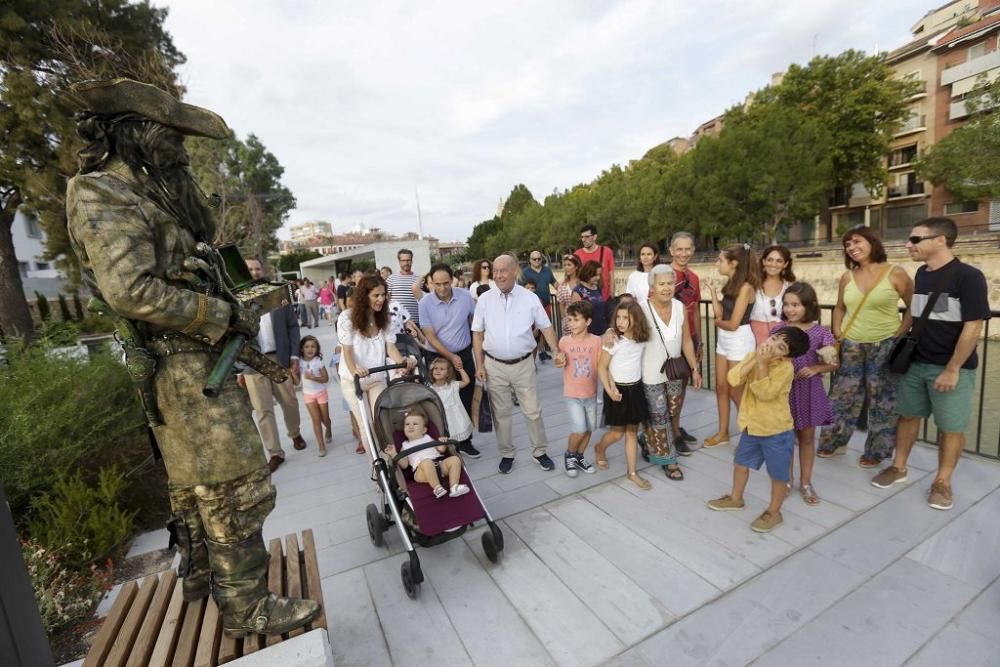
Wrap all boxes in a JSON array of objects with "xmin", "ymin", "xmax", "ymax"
[{"xmin": 69, "ymin": 78, "xmax": 231, "ymax": 139}]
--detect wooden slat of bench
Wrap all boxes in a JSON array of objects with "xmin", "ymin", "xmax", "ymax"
[
  {"xmin": 301, "ymin": 529, "xmax": 327, "ymax": 631},
  {"xmin": 127, "ymin": 571, "xmax": 176, "ymax": 667},
  {"xmin": 217, "ymin": 630, "xmax": 240, "ymax": 664},
  {"xmin": 148, "ymin": 577, "xmax": 185, "ymax": 667},
  {"xmin": 284, "ymin": 534, "xmax": 305, "ymax": 639},
  {"xmin": 173, "ymin": 597, "xmax": 206, "ymax": 666},
  {"xmin": 194, "ymin": 596, "xmax": 221, "ymax": 667},
  {"xmin": 265, "ymin": 538, "xmax": 285, "ymax": 647},
  {"xmin": 105, "ymin": 574, "xmax": 159, "ymax": 667},
  {"xmin": 84, "ymin": 580, "xmax": 139, "ymax": 667}
]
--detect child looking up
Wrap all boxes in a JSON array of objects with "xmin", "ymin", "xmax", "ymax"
[
  {"xmin": 428, "ymin": 357, "xmax": 476, "ymax": 456},
  {"xmin": 707, "ymin": 326, "xmax": 810, "ymax": 532},
  {"xmin": 555, "ymin": 300, "xmax": 601, "ymax": 477},
  {"xmin": 771, "ymin": 282, "xmax": 838, "ymax": 505},
  {"xmin": 299, "ymin": 335, "xmax": 332, "ymax": 457},
  {"xmin": 594, "ymin": 302, "xmax": 652, "ymax": 490},
  {"xmin": 386, "ymin": 409, "xmax": 469, "ymax": 499}
]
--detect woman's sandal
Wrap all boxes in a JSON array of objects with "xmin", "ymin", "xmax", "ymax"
[
  {"xmin": 627, "ymin": 473, "xmax": 652, "ymax": 490},
  {"xmin": 662, "ymin": 465, "xmax": 684, "ymax": 481},
  {"xmin": 355, "ymin": 442, "xmax": 365, "ymax": 454},
  {"xmin": 800, "ymin": 484, "xmax": 820, "ymax": 505},
  {"xmin": 703, "ymin": 433, "xmax": 730, "ymax": 447}
]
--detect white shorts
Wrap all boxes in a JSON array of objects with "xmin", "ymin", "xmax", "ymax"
[{"xmin": 716, "ymin": 325, "xmax": 756, "ymax": 362}]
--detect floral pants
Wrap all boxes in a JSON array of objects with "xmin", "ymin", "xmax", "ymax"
[
  {"xmin": 818, "ymin": 337, "xmax": 899, "ymax": 461},
  {"xmin": 643, "ymin": 380, "xmax": 684, "ymax": 465}
]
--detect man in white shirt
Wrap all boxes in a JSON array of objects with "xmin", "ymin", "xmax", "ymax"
[
  {"xmin": 473, "ymin": 254, "xmax": 564, "ymax": 473},
  {"xmin": 300, "ymin": 279, "xmax": 320, "ymax": 328},
  {"xmin": 241, "ymin": 258, "xmax": 306, "ymax": 471},
  {"xmin": 386, "ymin": 248, "xmax": 421, "ymax": 327}
]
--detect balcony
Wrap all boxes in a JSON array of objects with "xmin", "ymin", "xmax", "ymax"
[
  {"xmin": 894, "ymin": 114, "xmax": 927, "ymax": 137},
  {"xmin": 888, "ymin": 181, "xmax": 926, "ymax": 199},
  {"xmin": 941, "ymin": 47, "xmax": 1000, "ymax": 86},
  {"xmin": 908, "ymin": 79, "xmax": 928, "ymax": 99}
]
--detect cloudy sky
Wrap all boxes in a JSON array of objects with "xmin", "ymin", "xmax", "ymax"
[{"xmin": 159, "ymin": 0, "xmax": 923, "ymax": 242}]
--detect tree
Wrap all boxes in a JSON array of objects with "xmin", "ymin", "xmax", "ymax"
[
  {"xmin": 277, "ymin": 250, "xmax": 321, "ymax": 274},
  {"xmin": 917, "ymin": 74, "xmax": 1000, "ymax": 199},
  {"xmin": 745, "ymin": 49, "xmax": 917, "ymax": 194},
  {"xmin": 0, "ymin": 0, "xmax": 184, "ymax": 341}
]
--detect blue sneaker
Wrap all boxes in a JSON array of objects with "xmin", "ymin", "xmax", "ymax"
[
  {"xmin": 498, "ymin": 457, "xmax": 514, "ymax": 474},
  {"xmin": 535, "ymin": 454, "xmax": 555, "ymax": 471}
]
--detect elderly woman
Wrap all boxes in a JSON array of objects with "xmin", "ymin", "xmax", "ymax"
[
  {"xmin": 337, "ymin": 275, "xmax": 416, "ymax": 446},
  {"xmin": 818, "ymin": 227, "xmax": 912, "ymax": 467},
  {"xmin": 641, "ymin": 264, "xmax": 702, "ymax": 480}
]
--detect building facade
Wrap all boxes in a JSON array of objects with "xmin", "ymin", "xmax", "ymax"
[
  {"xmin": 289, "ymin": 220, "xmax": 333, "ymax": 241},
  {"xmin": 12, "ymin": 209, "xmax": 68, "ymax": 299}
]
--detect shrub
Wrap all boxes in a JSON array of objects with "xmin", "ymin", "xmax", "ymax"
[
  {"xmin": 58, "ymin": 294, "xmax": 73, "ymax": 322},
  {"xmin": 0, "ymin": 342, "xmax": 145, "ymax": 514},
  {"xmin": 35, "ymin": 291, "xmax": 51, "ymax": 320},
  {"xmin": 72, "ymin": 292, "xmax": 86, "ymax": 321},
  {"xmin": 28, "ymin": 467, "xmax": 137, "ymax": 569},
  {"xmin": 36, "ymin": 319, "xmax": 81, "ymax": 347},
  {"xmin": 21, "ymin": 538, "xmax": 112, "ymax": 632},
  {"xmin": 78, "ymin": 314, "xmax": 116, "ymax": 335}
]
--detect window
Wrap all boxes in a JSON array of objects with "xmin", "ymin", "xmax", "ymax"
[
  {"xmin": 18, "ymin": 261, "xmax": 29, "ymax": 278},
  {"xmin": 34, "ymin": 261, "xmax": 49, "ymax": 271},
  {"xmin": 969, "ymin": 42, "xmax": 988, "ymax": 60},
  {"xmin": 944, "ymin": 200, "xmax": 979, "ymax": 215},
  {"xmin": 24, "ymin": 216, "xmax": 41, "ymax": 238},
  {"xmin": 889, "ymin": 145, "xmax": 918, "ymax": 167},
  {"xmin": 886, "ymin": 203, "xmax": 929, "ymax": 237}
]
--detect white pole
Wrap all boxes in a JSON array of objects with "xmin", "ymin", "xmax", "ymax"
[{"xmin": 415, "ymin": 187, "xmax": 424, "ymax": 240}]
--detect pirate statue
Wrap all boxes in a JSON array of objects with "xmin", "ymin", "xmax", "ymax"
[{"xmin": 65, "ymin": 79, "xmax": 320, "ymax": 636}]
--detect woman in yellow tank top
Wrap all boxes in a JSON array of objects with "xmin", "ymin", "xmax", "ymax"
[{"xmin": 818, "ymin": 227, "xmax": 913, "ymax": 467}]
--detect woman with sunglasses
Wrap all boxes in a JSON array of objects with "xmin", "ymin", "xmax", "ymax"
[
  {"xmin": 468, "ymin": 258, "xmax": 496, "ymax": 300},
  {"xmin": 817, "ymin": 227, "xmax": 913, "ymax": 468},
  {"xmin": 750, "ymin": 245, "xmax": 795, "ymax": 344}
]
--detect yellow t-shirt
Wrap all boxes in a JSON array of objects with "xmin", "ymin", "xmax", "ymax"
[
  {"xmin": 842, "ymin": 267, "xmax": 902, "ymax": 343},
  {"xmin": 726, "ymin": 352, "xmax": 794, "ymax": 436}
]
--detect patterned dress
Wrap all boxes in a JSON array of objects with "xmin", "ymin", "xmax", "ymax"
[{"xmin": 770, "ymin": 322, "xmax": 835, "ymax": 430}]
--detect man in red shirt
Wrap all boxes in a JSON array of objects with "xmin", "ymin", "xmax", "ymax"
[
  {"xmin": 574, "ymin": 224, "xmax": 615, "ymax": 300},
  {"xmin": 670, "ymin": 231, "xmax": 702, "ymax": 451}
]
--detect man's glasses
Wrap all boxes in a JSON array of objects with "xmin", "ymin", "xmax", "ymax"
[{"xmin": 908, "ymin": 234, "xmax": 941, "ymax": 245}]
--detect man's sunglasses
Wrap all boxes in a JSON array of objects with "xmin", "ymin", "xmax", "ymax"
[{"xmin": 908, "ymin": 234, "xmax": 941, "ymax": 245}]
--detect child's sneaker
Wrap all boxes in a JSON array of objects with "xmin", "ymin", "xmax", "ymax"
[
  {"xmin": 449, "ymin": 484, "xmax": 470, "ymax": 498},
  {"xmin": 707, "ymin": 495, "xmax": 745, "ymax": 511},
  {"xmin": 574, "ymin": 454, "xmax": 596, "ymax": 474},
  {"xmin": 564, "ymin": 453, "xmax": 579, "ymax": 478},
  {"xmin": 751, "ymin": 510, "xmax": 783, "ymax": 533}
]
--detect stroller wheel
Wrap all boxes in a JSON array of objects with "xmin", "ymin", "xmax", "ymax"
[
  {"xmin": 366, "ymin": 503, "xmax": 385, "ymax": 547},
  {"xmin": 482, "ymin": 524, "xmax": 504, "ymax": 564},
  {"xmin": 401, "ymin": 558, "xmax": 422, "ymax": 599}
]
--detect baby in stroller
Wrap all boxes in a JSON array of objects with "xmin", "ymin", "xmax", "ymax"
[{"xmin": 386, "ymin": 407, "xmax": 470, "ymax": 499}]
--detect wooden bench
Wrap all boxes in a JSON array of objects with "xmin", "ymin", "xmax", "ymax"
[{"xmin": 83, "ymin": 530, "xmax": 327, "ymax": 667}]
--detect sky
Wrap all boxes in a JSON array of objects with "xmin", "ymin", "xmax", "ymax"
[{"xmin": 157, "ymin": 0, "xmax": 924, "ymax": 242}]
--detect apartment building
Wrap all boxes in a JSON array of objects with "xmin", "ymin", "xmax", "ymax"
[{"xmin": 289, "ymin": 220, "xmax": 333, "ymax": 241}]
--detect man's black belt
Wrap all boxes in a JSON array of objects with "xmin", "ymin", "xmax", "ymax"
[{"xmin": 484, "ymin": 351, "xmax": 532, "ymax": 365}]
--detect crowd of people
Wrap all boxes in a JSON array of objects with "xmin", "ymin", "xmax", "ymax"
[{"xmin": 241, "ymin": 216, "xmax": 990, "ymax": 534}]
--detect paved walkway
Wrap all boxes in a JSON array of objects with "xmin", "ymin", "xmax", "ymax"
[{"xmin": 120, "ymin": 323, "xmax": 1000, "ymax": 667}]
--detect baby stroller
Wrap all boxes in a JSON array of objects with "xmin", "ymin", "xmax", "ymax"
[{"xmin": 355, "ymin": 347, "xmax": 504, "ymax": 599}]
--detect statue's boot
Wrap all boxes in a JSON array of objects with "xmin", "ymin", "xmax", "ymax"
[
  {"xmin": 167, "ymin": 497, "xmax": 211, "ymax": 601},
  {"xmin": 207, "ymin": 532, "xmax": 321, "ymax": 637}
]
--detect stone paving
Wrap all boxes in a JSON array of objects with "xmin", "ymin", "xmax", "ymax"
[{"xmin": 118, "ymin": 322, "xmax": 1000, "ymax": 666}]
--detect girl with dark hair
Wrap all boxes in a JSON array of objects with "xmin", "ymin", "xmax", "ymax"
[
  {"xmin": 818, "ymin": 228, "xmax": 913, "ymax": 467},
  {"xmin": 556, "ymin": 254, "xmax": 583, "ymax": 336},
  {"xmin": 469, "ymin": 259, "xmax": 495, "ymax": 300},
  {"xmin": 299, "ymin": 335, "xmax": 332, "ymax": 457},
  {"xmin": 770, "ymin": 282, "xmax": 837, "ymax": 505},
  {"xmin": 706, "ymin": 244, "xmax": 760, "ymax": 447},
  {"xmin": 750, "ymin": 245, "xmax": 795, "ymax": 344},
  {"xmin": 625, "ymin": 243, "xmax": 662, "ymax": 303},
  {"xmin": 572, "ymin": 260, "xmax": 607, "ymax": 336},
  {"xmin": 337, "ymin": 275, "xmax": 416, "ymax": 430}
]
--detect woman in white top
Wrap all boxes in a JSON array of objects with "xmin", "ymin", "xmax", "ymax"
[
  {"xmin": 625, "ymin": 243, "xmax": 662, "ymax": 304},
  {"xmin": 337, "ymin": 275, "xmax": 416, "ymax": 431},
  {"xmin": 640, "ymin": 265, "xmax": 702, "ymax": 480},
  {"xmin": 468, "ymin": 258, "xmax": 497, "ymax": 300},
  {"xmin": 749, "ymin": 245, "xmax": 795, "ymax": 345}
]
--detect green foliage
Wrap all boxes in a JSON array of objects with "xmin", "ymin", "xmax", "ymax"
[
  {"xmin": 21, "ymin": 538, "xmax": 112, "ymax": 632},
  {"xmin": 36, "ymin": 318, "xmax": 81, "ymax": 346},
  {"xmin": 72, "ymin": 291, "xmax": 85, "ymax": 320},
  {"xmin": 0, "ymin": 342, "xmax": 145, "ymax": 514},
  {"xmin": 78, "ymin": 314, "xmax": 116, "ymax": 334},
  {"xmin": 278, "ymin": 250, "xmax": 322, "ymax": 273},
  {"xmin": 917, "ymin": 74, "xmax": 1000, "ymax": 200},
  {"xmin": 34, "ymin": 291, "xmax": 51, "ymax": 320},
  {"xmin": 28, "ymin": 467, "xmax": 136, "ymax": 568},
  {"xmin": 466, "ymin": 216, "xmax": 502, "ymax": 260},
  {"xmin": 58, "ymin": 293, "xmax": 73, "ymax": 321}
]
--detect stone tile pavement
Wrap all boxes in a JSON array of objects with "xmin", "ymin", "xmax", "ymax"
[{"xmin": 117, "ymin": 323, "xmax": 1000, "ymax": 666}]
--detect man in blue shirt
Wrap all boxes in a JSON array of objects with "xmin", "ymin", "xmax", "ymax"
[
  {"xmin": 520, "ymin": 251, "xmax": 557, "ymax": 360},
  {"xmin": 419, "ymin": 263, "xmax": 480, "ymax": 457}
]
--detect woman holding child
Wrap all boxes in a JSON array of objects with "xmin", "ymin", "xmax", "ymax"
[
  {"xmin": 640, "ymin": 265, "xmax": 702, "ymax": 480},
  {"xmin": 817, "ymin": 227, "xmax": 912, "ymax": 468}
]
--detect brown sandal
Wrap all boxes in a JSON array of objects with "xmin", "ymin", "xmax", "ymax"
[
  {"xmin": 800, "ymin": 484, "xmax": 820, "ymax": 505},
  {"xmin": 627, "ymin": 473, "xmax": 652, "ymax": 490}
]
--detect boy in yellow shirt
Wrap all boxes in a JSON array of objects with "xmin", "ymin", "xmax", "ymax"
[{"xmin": 707, "ymin": 327, "xmax": 810, "ymax": 532}]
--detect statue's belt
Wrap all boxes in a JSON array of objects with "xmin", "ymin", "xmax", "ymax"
[{"xmin": 146, "ymin": 332, "xmax": 288, "ymax": 384}]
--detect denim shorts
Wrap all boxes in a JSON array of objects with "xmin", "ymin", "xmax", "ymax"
[
  {"xmin": 734, "ymin": 430, "xmax": 795, "ymax": 482},
  {"xmin": 565, "ymin": 396, "xmax": 598, "ymax": 433}
]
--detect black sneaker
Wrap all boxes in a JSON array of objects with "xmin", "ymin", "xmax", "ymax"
[
  {"xmin": 457, "ymin": 440, "xmax": 482, "ymax": 459},
  {"xmin": 679, "ymin": 427, "xmax": 697, "ymax": 443},
  {"xmin": 574, "ymin": 454, "xmax": 596, "ymax": 474},
  {"xmin": 539, "ymin": 351, "xmax": 551, "ymax": 361},
  {"xmin": 675, "ymin": 439, "xmax": 693, "ymax": 457},
  {"xmin": 512, "ymin": 393, "xmax": 520, "ymax": 407},
  {"xmin": 498, "ymin": 457, "xmax": 514, "ymax": 474},
  {"xmin": 564, "ymin": 454, "xmax": 578, "ymax": 478},
  {"xmin": 638, "ymin": 431, "xmax": 650, "ymax": 462},
  {"xmin": 534, "ymin": 454, "xmax": 555, "ymax": 471}
]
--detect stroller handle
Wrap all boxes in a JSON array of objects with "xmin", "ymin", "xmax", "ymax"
[{"xmin": 353, "ymin": 362, "xmax": 411, "ymax": 397}]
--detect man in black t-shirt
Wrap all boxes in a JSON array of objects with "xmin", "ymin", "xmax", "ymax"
[{"xmin": 871, "ymin": 218, "xmax": 991, "ymax": 511}]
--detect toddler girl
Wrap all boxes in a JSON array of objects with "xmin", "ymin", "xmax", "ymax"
[
  {"xmin": 386, "ymin": 409, "xmax": 469, "ymax": 499},
  {"xmin": 429, "ymin": 357, "xmax": 474, "ymax": 451},
  {"xmin": 300, "ymin": 335, "xmax": 332, "ymax": 457},
  {"xmin": 594, "ymin": 302, "xmax": 652, "ymax": 490},
  {"xmin": 770, "ymin": 282, "xmax": 838, "ymax": 505}
]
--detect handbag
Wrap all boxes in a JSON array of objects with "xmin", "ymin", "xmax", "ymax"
[
  {"xmin": 836, "ymin": 264, "xmax": 892, "ymax": 354},
  {"xmin": 477, "ymin": 382, "xmax": 494, "ymax": 433},
  {"xmin": 647, "ymin": 302, "xmax": 691, "ymax": 382},
  {"xmin": 888, "ymin": 290, "xmax": 942, "ymax": 375}
]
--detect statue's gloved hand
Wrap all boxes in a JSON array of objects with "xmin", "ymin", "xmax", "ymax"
[{"xmin": 230, "ymin": 304, "xmax": 260, "ymax": 338}]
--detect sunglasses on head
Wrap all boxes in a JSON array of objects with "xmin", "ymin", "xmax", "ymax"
[{"xmin": 770, "ymin": 298, "xmax": 778, "ymax": 318}]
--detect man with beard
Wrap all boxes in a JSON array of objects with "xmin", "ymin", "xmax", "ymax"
[{"xmin": 65, "ymin": 79, "xmax": 320, "ymax": 637}]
